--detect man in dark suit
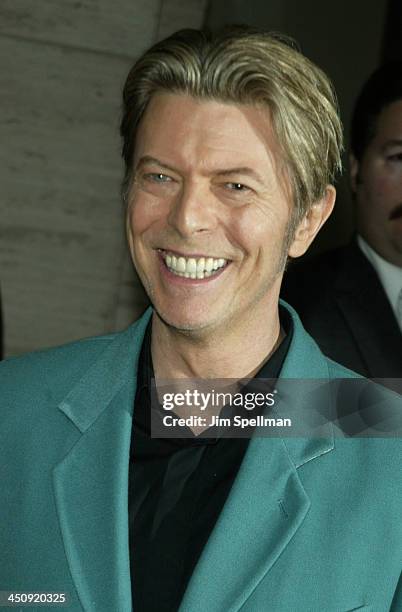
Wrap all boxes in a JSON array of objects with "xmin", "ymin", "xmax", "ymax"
[{"xmin": 282, "ymin": 62, "xmax": 402, "ymax": 378}]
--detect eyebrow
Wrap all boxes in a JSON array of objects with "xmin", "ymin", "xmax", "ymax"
[
  {"xmin": 213, "ymin": 166, "xmax": 265, "ymax": 185},
  {"xmin": 135, "ymin": 155, "xmax": 266, "ymax": 185},
  {"xmin": 382, "ymin": 139, "xmax": 402, "ymax": 150},
  {"xmin": 135, "ymin": 156, "xmax": 178, "ymax": 175}
]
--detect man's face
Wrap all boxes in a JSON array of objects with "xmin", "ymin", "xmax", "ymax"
[
  {"xmin": 351, "ymin": 99, "xmax": 402, "ymax": 266},
  {"xmin": 126, "ymin": 93, "xmax": 300, "ymax": 336}
]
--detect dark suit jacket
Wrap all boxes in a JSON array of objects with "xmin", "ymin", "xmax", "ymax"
[{"xmin": 281, "ymin": 240, "xmax": 402, "ymax": 378}]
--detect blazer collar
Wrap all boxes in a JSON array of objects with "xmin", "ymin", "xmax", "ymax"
[
  {"xmin": 58, "ymin": 308, "xmax": 152, "ymax": 432},
  {"xmin": 180, "ymin": 302, "xmax": 335, "ymax": 611},
  {"xmin": 53, "ymin": 308, "xmax": 152, "ymax": 612},
  {"xmin": 278, "ymin": 299, "xmax": 334, "ymax": 468},
  {"xmin": 53, "ymin": 303, "xmax": 334, "ymax": 612}
]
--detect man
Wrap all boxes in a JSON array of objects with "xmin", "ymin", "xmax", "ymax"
[
  {"xmin": 282, "ymin": 62, "xmax": 402, "ymax": 378},
  {"xmin": 1, "ymin": 27, "xmax": 401, "ymax": 612}
]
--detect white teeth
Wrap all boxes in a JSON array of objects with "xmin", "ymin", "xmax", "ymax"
[
  {"xmin": 162, "ymin": 251, "xmax": 228, "ymax": 278},
  {"xmin": 177, "ymin": 257, "xmax": 186, "ymax": 272},
  {"xmin": 205, "ymin": 258, "xmax": 213, "ymax": 272},
  {"xmin": 196, "ymin": 257, "xmax": 205, "ymax": 273},
  {"xmin": 187, "ymin": 258, "xmax": 197, "ymax": 274}
]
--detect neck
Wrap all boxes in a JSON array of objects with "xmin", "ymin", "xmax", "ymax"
[{"xmin": 151, "ymin": 304, "xmax": 283, "ymax": 381}]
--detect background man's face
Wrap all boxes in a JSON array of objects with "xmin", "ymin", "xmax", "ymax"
[
  {"xmin": 352, "ymin": 99, "xmax": 402, "ymax": 266},
  {"xmin": 126, "ymin": 93, "xmax": 295, "ymax": 336}
]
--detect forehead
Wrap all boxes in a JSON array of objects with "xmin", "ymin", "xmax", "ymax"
[
  {"xmin": 134, "ymin": 92, "xmax": 281, "ymax": 172},
  {"xmin": 374, "ymin": 99, "xmax": 402, "ymax": 142}
]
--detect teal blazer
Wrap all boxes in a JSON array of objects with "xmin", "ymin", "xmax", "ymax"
[{"xmin": 1, "ymin": 303, "xmax": 401, "ymax": 611}]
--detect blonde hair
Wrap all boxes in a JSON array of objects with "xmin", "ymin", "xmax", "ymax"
[{"xmin": 121, "ymin": 25, "xmax": 343, "ymax": 221}]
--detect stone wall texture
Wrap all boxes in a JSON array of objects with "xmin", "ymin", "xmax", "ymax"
[{"xmin": 0, "ymin": 0, "xmax": 207, "ymax": 355}]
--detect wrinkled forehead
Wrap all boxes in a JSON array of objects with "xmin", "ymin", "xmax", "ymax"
[
  {"xmin": 134, "ymin": 92, "xmax": 287, "ymax": 183},
  {"xmin": 137, "ymin": 92, "xmax": 274, "ymax": 144}
]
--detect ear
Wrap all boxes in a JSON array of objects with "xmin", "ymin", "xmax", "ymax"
[
  {"xmin": 349, "ymin": 153, "xmax": 360, "ymax": 195},
  {"xmin": 288, "ymin": 185, "xmax": 336, "ymax": 259}
]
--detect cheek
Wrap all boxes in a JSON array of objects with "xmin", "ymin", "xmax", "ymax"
[
  {"xmin": 128, "ymin": 195, "xmax": 164, "ymax": 239},
  {"xmin": 230, "ymin": 206, "xmax": 287, "ymax": 255},
  {"xmin": 361, "ymin": 162, "xmax": 402, "ymax": 207},
  {"xmin": 370, "ymin": 175, "xmax": 395, "ymax": 198},
  {"xmin": 384, "ymin": 165, "xmax": 402, "ymax": 198},
  {"xmin": 129, "ymin": 204, "xmax": 148, "ymax": 236}
]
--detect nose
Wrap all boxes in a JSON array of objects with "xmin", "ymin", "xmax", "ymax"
[{"xmin": 167, "ymin": 182, "xmax": 217, "ymax": 238}]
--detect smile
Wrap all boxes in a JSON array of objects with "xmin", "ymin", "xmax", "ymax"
[{"xmin": 159, "ymin": 250, "xmax": 229, "ymax": 279}]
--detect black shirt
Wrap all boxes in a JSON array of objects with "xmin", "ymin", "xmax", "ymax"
[{"xmin": 129, "ymin": 308, "xmax": 293, "ymax": 611}]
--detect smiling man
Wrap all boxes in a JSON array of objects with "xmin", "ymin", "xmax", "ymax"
[
  {"xmin": 126, "ymin": 93, "xmax": 321, "ymax": 379},
  {"xmin": 1, "ymin": 27, "xmax": 401, "ymax": 612}
]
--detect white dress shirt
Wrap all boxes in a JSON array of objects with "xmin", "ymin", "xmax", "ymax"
[{"xmin": 357, "ymin": 235, "xmax": 402, "ymax": 333}]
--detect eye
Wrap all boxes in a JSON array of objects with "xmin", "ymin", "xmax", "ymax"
[
  {"xmin": 225, "ymin": 182, "xmax": 250, "ymax": 192},
  {"xmin": 144, "ymin": 172, "xmax": 173, "ymax": 183},
  {"xmin": 387, "ymin": 152, "xmax": 402, "ymax": 162}
]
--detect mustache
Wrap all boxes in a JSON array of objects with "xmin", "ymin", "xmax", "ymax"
[{"xmin": 389, "ymin": 204, "xmax": 402, "ymax": 220}]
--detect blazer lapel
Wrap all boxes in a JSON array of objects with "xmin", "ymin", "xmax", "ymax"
[
  {"xmin": 180, "ymin": 304, "xmax": 334, "ymax": 612},
  {"xmin": 52, "ymin": 310, "xmax": 152, "ymax": 612},
  {"xmin": 179, "ymin": 436, "xmax": 311, "ymax": 612}
]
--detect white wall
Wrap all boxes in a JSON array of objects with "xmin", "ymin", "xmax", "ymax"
[{"xmin": 0, "ymin": 0, "xmax": 208, "ymax": 356}]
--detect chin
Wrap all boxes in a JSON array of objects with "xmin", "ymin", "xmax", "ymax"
[{"xmin": 154, "ymin": 305, "xmax": 219, "ymax": 335}]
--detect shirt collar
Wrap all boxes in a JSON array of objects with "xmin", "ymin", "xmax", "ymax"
[{"xmin": 133, "ymin": 306, "xmax": 293, "ymax": 443}]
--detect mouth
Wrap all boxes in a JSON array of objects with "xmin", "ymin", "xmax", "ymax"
[{"xmin": 157, "ymin": 249, "xmax": 230, "ymax": 280}]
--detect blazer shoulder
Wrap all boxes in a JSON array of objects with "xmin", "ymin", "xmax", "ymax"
[
  {"xmin": 1, "ymin": 330, "xmax": 117, "ymax": 369},
  {"xmin": 0, "ymin": 309, "xmax": 151, "ymax": 409},
  {"xmin": 0, "ymin": 331, "xmax": 118, "ymax": 407}
]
